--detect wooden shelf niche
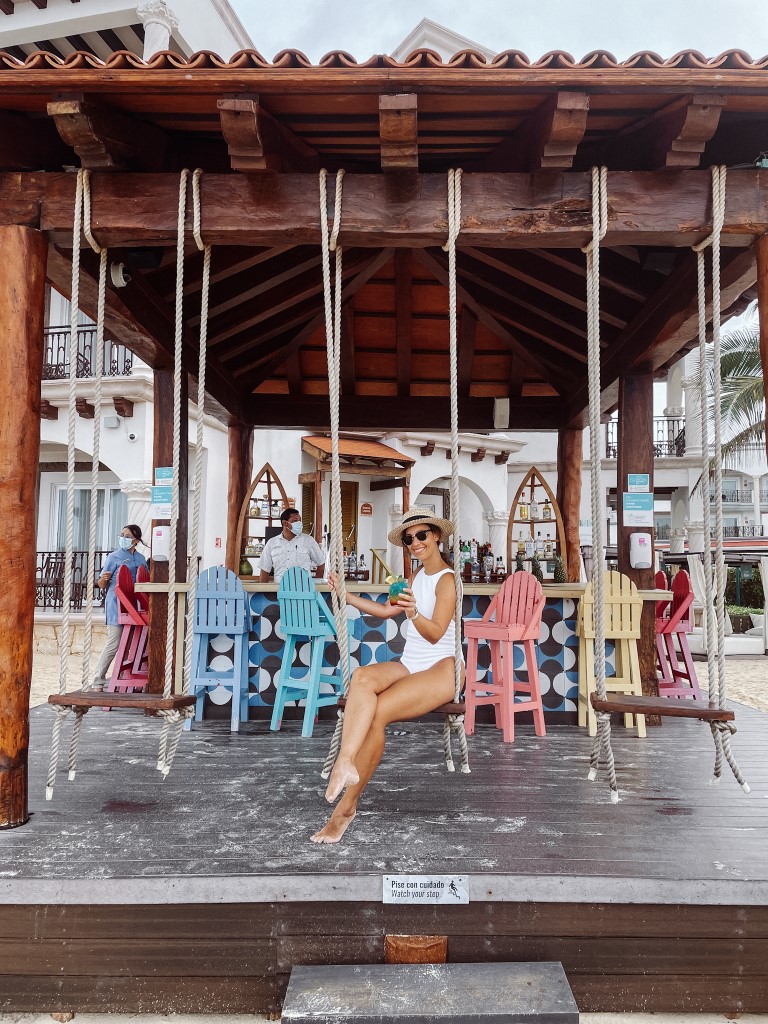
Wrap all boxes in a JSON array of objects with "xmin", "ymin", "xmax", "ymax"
[
  {"xmin": 235, "ymin": 463, "xmax": 291, "ymax": 574},
  {"xmin": 506, "ymin": 466, "xmax": 567, "ymax": 577}
]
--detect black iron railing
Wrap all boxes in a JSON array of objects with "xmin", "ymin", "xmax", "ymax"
[
  {"xmin": 716, "ymin": 526, "xmax": 765, "ymax": 539},
  {"xmin": 42, "ymin": 326, "xmax": 133, "ymax": 380},
  {"xmin": 36, "ymin": 550, "xmax": 110, "ymax": 611},
  {"xmin": 606, "ymin": 416, "xmax": 685, "ymax": 459},
  {"xmin": 711, "ymin": 489, "xmax": 753, "ymax": 503}
]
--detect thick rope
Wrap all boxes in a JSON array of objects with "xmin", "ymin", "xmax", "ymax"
[
  {"xmin": 581, "ymin": 167, "xmax": 619, "ymax": 803},
  {"xmin": 157, "ymin": 169, "xmax": 189, "ymax": 772},
  {"xmin": 693, "ymin": 167, "xmax": 749, "ymax": 793},
  {"xmin": 160, "ymin": 168, "xmax": 210, "ymax": 777},
  {"xmin": 319, "ymin": 168, "xmax": 352, "ymax": 780},
  {"xmin": 444, "ymin": 168, "xmax": 469, "ymax": 773},
  {"xmin": 46, "ymin": 169, "xmax": 86, "ymax": 800},
  {"xmin": 68, "ymin": 171, "xmax": 108, "ymax": 781}
]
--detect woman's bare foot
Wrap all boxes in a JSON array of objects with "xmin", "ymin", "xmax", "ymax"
[
  {"xmin": 325, "ymin": 757, "xmax": 359, "ymax": 802},
  {"xmin": 310, "ymin": 808, "xmax": 356, "ymax": 844}
]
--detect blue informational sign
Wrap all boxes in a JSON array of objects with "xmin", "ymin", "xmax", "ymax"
[
  {"xmin": 622, "ymin": 492, "xmax": 654, "ymax": 526},
  {"xmin": 154, "ymin": 466, "xmax": 173, "ymax": 485},
  {"xmin": 627, "ymin": 473, "xmax": 650, "ymax": 493}
]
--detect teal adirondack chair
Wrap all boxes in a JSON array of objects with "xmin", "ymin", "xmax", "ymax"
[
  {"xmin": 185, "ymin": 566, "xmax": 254, "ymax": 732},
  {"xmin": 270, "ymin": 567, "xmax": 343, "ymax": 737}
]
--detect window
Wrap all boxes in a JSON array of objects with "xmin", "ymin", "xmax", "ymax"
[{"xmin": 54, "ymin": 487, "xmax": 127, "ymax": 551}]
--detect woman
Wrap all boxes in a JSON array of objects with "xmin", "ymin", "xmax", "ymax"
[
  {"xmin": 312, "ymin": 508, "xmax": 463, "ymax": 844},
  {"xmin": 92, "ymin": 524, "xmax": 149, "ymax": 690}
]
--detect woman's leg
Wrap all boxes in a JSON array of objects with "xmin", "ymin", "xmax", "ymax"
[
  {"xmin": 312, "ymin": 658, "xmax": 457, "ymax": 843},
  {"xmin": 325, "ymin": 661, "xmax": 409, "ymax": 802},
  {"xmin": 93, "ymin": 624, "xmax": 123, "ymax": 688}
]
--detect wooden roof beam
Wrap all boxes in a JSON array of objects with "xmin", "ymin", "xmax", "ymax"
[
  {"xmin": 217, "ymin": 94, "xmax": 319, "ymax": 173},
  {"xmin": 0, "ymin": 1, "xmax": 14, "ymax": 13},
  {"xmin": 30, "ymin": 170, "xmax": 768, "ymax": 249},
  {"xmin": 486, "ymin": 92, "xmax": 589, "ymax": 172},
  {"xmin": 46, "ymin": 96, "xmax": 167, "ymax": 171},
  {"xmin": 246, "ymin": 394, "xmax": 562, "ymax": 431},
  {"xmin": 605, "ymin": 94, "xmax": 727, "ymax": 170},
  {"xmin": 379, "ymin": 93, "xmax": 418, "ymax": 171}
]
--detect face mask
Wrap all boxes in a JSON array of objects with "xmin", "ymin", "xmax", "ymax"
[
  {"xmin": 118, "ymin": 536, "xmax": 133, "ymax": 550},
  {"xmin": 289, "ymin": 521, "xmax": 303, "ymax": 537}
]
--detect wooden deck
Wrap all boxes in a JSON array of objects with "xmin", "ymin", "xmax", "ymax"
[{"xmin": 1, "ymin": 703, "xmax": 766, "ymax": 1013}]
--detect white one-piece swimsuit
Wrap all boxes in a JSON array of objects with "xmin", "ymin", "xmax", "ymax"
[{"xmin": 399, "ymin": 567, "xmax": 461, "ymax": 675}]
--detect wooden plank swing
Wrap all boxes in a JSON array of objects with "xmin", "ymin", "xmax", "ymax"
[
  {"xmin": 582, "ymin": 165, "xmax": 748, "ymax": 800},
  {"xmin": 45, "ymin": 167, "xmax": 210, "ymax": 795}
]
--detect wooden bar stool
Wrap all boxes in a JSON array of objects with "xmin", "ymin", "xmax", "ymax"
[
  {"xmin": 270, "ymin": 567, "xmax": 342, "ymax": 738},
  {"xmin": 654, "ymin": 569, "xmax": 673, "ymax": 685},
  {"xmin": 656, "ymin": 569, "xmax": 702, "ymax": 700},
  {"xmin": 577, "ymin": 570, "xmax": 646, "ymax": 737},
  {"xmin": 464, "ymin": 570, "xmax": 546, "ymax": 744}
]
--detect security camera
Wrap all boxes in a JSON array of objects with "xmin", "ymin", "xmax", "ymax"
[
  {"xmin": 127, "ymin": 431, "xmax": 138, "ymax": 442},
  {"xmin": 110, "ymin": 262, "xmax": 131, "ymax": 288}
]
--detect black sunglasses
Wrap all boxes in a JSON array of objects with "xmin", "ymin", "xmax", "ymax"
[{"xmin": 403, "ymin": 528, "xmax": 432, "ymax": 546}]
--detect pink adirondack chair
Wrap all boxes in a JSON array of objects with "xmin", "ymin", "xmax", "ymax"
[
  {"xmin": 656, "ymin": 569, "xmax": 702, "ymax": 700},
  {"xmin": 463, "ymin": 570, "xmax": 546, "ymax": 743},
  {"xmin": 654, "ymin": 570, "xmax": 673, "ymax": 685},
  {"xmin": 106, "ymin": 563, "xmax": 149, "ymax": 696}
]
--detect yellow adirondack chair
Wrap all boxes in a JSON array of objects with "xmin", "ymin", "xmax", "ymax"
[{"xmin": 577, "ymin": 570, "xmax": 646, "ymax": 737}]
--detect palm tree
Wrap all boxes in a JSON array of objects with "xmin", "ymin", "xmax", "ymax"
[{"xmin": 708, "ymin": 300, "xmax": 766, "ymax": 468}]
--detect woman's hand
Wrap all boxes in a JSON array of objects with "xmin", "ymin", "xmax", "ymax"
[
  {"xmin": 396, "ymin": 587, "xmax": 419, "ymax": 620},
  {"xmin": 327, "ymin": 570, "xmax": 341, "ymax": 596}
]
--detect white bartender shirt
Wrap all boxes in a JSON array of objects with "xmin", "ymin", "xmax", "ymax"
[{"xmin": 259, "ymin": 532, "xmax": 325, "ymax": 582}]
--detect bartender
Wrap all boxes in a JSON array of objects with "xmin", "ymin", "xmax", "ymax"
[{"xmin": 259, "ymin": 508, "xmax": 325, "ymax": 583}]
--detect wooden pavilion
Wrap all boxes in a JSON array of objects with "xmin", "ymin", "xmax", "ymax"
[{"xmin": 0, "ymin": 42, "xmax": 767, "ymax": 1011}]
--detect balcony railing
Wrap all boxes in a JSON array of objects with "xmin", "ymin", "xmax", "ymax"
[
  {"xmin": 42, "ymin": 326, "xmax": 133, "ymax": 380},
  {"xmin": 710, "ymin": 489, "xmax": 753, "ymax": 503},
  {"xmin": 716, "ymin": 526, "xmax": 765, "ymax": 539},
  {"xmin": 36, "ymin": 549, "xmax": 109, "ymax": 611},
  {"xmin": 606, "ymin": 416, "xmax": 685, "ymax": 459}
]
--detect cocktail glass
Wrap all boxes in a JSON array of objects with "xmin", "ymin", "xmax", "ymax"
[{"xmin": 386, "ymin": 574, "xmax": 408, "ymax": 605}]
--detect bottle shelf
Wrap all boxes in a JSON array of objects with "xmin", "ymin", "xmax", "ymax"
[{"xmin": 507, "ymin": 466, "xmax": 568, "ymax": 579}]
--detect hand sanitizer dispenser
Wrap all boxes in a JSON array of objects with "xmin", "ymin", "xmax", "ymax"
[
  {"xmin": 629, "ymin": 532, "xmax": 652, "ymax": 570},
  {"xmin": 152, "ymin": 525, "xmax": 170, "ymax": 562}
]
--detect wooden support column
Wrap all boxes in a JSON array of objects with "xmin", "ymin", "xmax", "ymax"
[
  {"xmin": 0, "ymin": 226, "xmax": 47, "ymax": 829},
  {"xmin": 616, "ymin": 373, "xmax": 659, "ymax": 713},
  {"xmin": 226, "ymin": 421, "xmax": 253, "ymax": 572},
  {"xmin": 147, "ymin": 369, "xmax": 188, "ymax": 694},
  {"xmin": 557, "ymin": 427, "xmax": 583, "ymax": 582},
  {"xmin": 755, "ymin": 235, "xmax": 768, "ymax": 468}
]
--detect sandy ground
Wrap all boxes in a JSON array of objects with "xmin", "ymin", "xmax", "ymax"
[{"xmin": 32, "ymin": 650, "xmax": 768, "ymax": 712}]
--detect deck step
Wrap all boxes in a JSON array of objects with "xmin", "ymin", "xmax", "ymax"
[{"xmin": 281, "ymin": 962, "xmax": 578, "ymax": 1024}]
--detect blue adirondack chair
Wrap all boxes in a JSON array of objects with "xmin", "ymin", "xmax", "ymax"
[
  {"xmin": 185, "ymin": 566, "xmax": 254, "ymax": 732},
  {"xmin": 270, "ymin": 567, "xmax": 343, "ymax": 737}
]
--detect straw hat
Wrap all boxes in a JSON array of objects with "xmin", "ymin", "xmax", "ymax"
[{"xmin": 387, "ymin": 506, "xmax": 455, "ymax": 547}]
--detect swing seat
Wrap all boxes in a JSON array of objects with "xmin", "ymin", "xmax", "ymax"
[
  {"xmin": 271, "ymin": 568, "xmax": 342, "ymax": 737},
  {"xmin": 655, "ymin": 570, "xmax": 702, "ymax": 700},
  {"xmin": 106, "ymin": 564, "xmax": 150, "ymax": 699},
  {"xmin": 463, "ymin": 571, "xmax": 546, "ymax": 743},
  {"xmin": 577, "ymin": 571, "xmax": 646, "ymax": 738},
  {"xmin": 590, "ymin": 691, "xmax": 733, "ymax": 721},
  {"xmin": 186, "ymin": 566, "xmax": 255, "ymax": 733},
  {"xmin": 48, "ymin": 690, "xmax": 195, "ymax": 715}
]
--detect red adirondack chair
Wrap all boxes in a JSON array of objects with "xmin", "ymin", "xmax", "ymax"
[
  {"xmin": 106, "ymin": 563, "xmax": 149, "ymax": 695},
  {"xmin": 464, "ymin": 570, "xmax": 546, "ymax": 743},
  {"xmin": 656, "ymin": 569, "xmax": 702, "ymax": 699}
]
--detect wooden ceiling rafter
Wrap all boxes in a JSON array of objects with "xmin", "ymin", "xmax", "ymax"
[
  {"xmin": 46, "ymin": 96, "xmax": 167, "ymax": 171},
  {"xmin": 486, "ymin": 91, "xmax": 589, "ymax": 171},
  {"xmin": 378, "ymin": 93, "xmax": 418, "ymax": 171},
  {"xmin": 395, "ymin": 249, "xmax": 412, "ymax": 396},
  {"xmin": 414, "ymin": 247, "xmax": 569, "ymax": 395},
  {"xmin": 217, "ymin": 93, "xmax": 319, "ymax": 172},
  {"xmin": 533, "ymin": 247, "xmax": 663, "ymax": 303},
  {"xmin": 243, "ymin": 247, "xmax": 395, "ymax": 392},
  {"xmin": 158, "ymin": 246, "xmax": 292, "ymax": 300}
]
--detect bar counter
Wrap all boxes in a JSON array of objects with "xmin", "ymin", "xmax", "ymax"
[{"xmin": 139, "ymin": 578, "xmax": 666, "ymax": 719}]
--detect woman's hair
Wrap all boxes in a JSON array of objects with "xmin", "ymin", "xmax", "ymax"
[
  {"xmin": 421, "ymin": 526, "xmax": 452, "ymax": 569},
  {"xmin": 124, "ymin": 524, "xmax": 143, "ymax": 544}
]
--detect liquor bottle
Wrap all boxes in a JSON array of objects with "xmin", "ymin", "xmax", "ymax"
[
  {"xmin": 544, "ymin": 538, "xmax": 553, "ymax": 559},
  {"xmin": 524, "ymin": 536, "xmax": 535, "ymax": 559},
  {"xmin": 348, "ymin": 548, "xmax": 357, "ymax": 579},
  {"xmin": 461, "ymin": 539, "xmax": 470, "ymax": 570},
  {"xmin": 535, "ymin": 531, "xmax": 545, "ymax": 557},
  {"xmin": 470, "ymin": 537, "xmax": 478, "ymax": 561},
  {"xmin": 342, "ymin": 546, "xmax": 348, "ymax": 575},
  {"xmin": 517, "ymin": 532, "xmax": 525, "ymax": 556},
  {"xmin": 471, "ymin": 556, "xmax": 480, "ymax": 583},
  {"xmin": 543, "ymin": 500, "xmax": 553, "ymax": 521},
  {"xmin": 483, "ymin": 546, "xmax": 494, "ymax": 582},
  {"xmin": 530, "ymin": 498, "xmax": 540, "ymax": 521},
  {"xmin": 356, "ymin": 554, "xmax": 366, "ymax": 581},
  {"xmin": 496, "ymin": 556, "xmax": 506, "ymax": 581},
  {"xmin": 519, "ymin": 499, "xmax": 529, "ymax": 521}
]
